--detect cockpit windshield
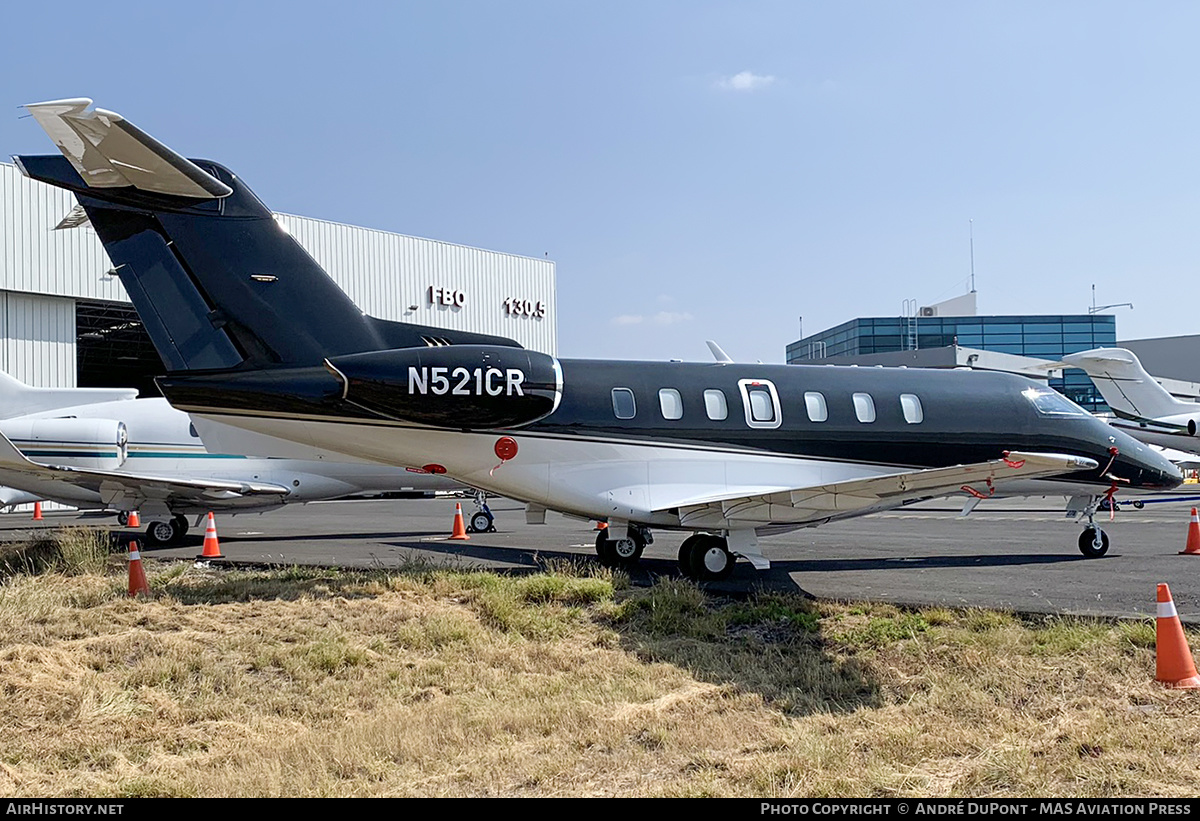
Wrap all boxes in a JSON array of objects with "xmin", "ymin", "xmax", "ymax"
[{"xmin": 1022, "ymin": 387, "xmax": 1090, "ymax": 418}]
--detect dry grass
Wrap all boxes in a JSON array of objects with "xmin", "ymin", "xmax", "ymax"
[{"xmin": 0, "ymin": 544, "xmax": 1197, "ymax": 797}]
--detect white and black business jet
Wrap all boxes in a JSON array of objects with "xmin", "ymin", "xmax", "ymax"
[{"xmin": 14, "ymin": 99, "xmax": 1182, "ymax": 577}]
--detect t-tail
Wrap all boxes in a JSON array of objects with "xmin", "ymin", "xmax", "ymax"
[
  {"xmin": 1061, "ymin": 348, "xmax": 1197, "ymax": 426},
  {"xmin": 16, "ymin": 99, "xmax": 562, "ymax": 431},
  {"xmin": 14, "ymin": 98, "xmax": 523, "ymax": 374}
]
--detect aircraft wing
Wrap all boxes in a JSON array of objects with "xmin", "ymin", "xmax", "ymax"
[
  {"xmin": 0, "ymin": 428, "xmax": 289, "ymax": 510},
  {"xmin": 663, "ymin": 451, "xmax": 1099, "ymax": 527}
]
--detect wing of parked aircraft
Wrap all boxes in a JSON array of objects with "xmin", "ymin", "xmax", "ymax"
[
  {"xmin": 660, "ymin": 451, "xmax": 1099, "ymax": 527},
  {"xmin": 0, "ymin": 428, "xmax": 289, "ymax": 513}
]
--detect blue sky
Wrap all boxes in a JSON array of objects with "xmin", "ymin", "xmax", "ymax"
[{"xmin": 3, "ymin": 1, "xmax": 1198, "ymax": 363}]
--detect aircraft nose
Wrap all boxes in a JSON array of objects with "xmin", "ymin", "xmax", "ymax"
[{"xmin": 1112, "ymin": 434, "xmax": 1183, "ymax": 490}]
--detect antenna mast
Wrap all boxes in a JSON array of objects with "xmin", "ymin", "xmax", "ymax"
[{"xmin": 969, "ymin": 219, "xmax": 976, "ymax": 293}]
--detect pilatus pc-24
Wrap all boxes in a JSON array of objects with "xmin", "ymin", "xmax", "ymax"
[{"xmin": 13, "ymin": 99, "xmax": 1182, "ymax": 577}]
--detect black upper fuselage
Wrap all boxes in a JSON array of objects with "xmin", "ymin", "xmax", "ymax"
[{"xmin": 157, "ymin": 354, "xmax": 1182, "ymax": 493}]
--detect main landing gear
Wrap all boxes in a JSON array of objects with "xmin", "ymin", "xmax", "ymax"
[
  {"xmin": 145, "ymin": 514, "xmax": 190, "ymax": 547},
  {"xmin": 594, "ymin": 526, "xmax": 739, "ymax": 581},
  {"xmin": 595, "ymin": 525, "xmax": 651, "ymax": 568},
  {"xmin": 677, "ymin": 533, "xmax": 734, "ymax": 581}
]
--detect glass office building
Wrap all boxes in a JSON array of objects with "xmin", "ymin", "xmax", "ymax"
[{"xmin": 785, "ymin": 314, "xmax": 1117, "ymax": 411}]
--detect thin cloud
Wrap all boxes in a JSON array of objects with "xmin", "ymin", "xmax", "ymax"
[
  {"xmin": 715, "ymin": 71, "xmax": 776, "ymax": 92},
  {"xmin": 610, "ymin": 311, "xmax": 694, "ymax": 326}
]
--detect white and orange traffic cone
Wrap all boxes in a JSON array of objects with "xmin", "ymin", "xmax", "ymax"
[
  {"xmin": 128, "ymin": 541, "xmax": 151, "ymax": 598},
  {"xmin": 31, "ymin": 502, "xmax": 43, "ymax": 521},
  {"xmin": 594, "ymin": 521, "xmax": 608, "ymax": 532},
  {"xmin": 1156, "ymin": 583, "xmax": 1200, "ymax": 689},
  {"xmin": 197, "ymin": 512, "xmax": 224, "ymax": 559},
  {"xmin": 1181, "ymin": 509, "xmax": 1200, "ymax": 555},
  {"xmin": 127, "ymin": 510, "xmax": 141, "ymax": 528},
  {"xmin": 449, "ymin": 503, "xmax": 470, "ymax": 541}
]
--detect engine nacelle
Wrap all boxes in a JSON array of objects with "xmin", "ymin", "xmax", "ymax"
[
  {"xmin": 1156, "ymin": 413, "xmax": 1200, "ymax": 436},
  {"xmin": 326, "ymin": 345, "xmax": 562, "ymax": 430},
  {"xmin": 0, "ymin": 418, "xmax": 129, "ymax": 469}
]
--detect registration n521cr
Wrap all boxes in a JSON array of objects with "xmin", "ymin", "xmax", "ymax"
[{"xmin": 408, "ymin": 367, "xmax": 526, "ymax": 397}]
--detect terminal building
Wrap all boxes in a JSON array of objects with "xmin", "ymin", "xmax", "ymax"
[
  {"xmin": 0, "ymin": 162, "xmax": 557, "ymax": 396},
  {"xmin": 786, "ymin": 293, "xmax": 1117, "ymax": 411}
]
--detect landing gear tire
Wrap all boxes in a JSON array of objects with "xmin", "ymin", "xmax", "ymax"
[
  {"xmin": 688, "ymin": 535, "xmax": 734, "ymax": 581},
  {"xmin": 1132, "ymin": 500, "xmax": 1145, "ymax": 509},
  {"xmin": 116, "ymin": 511, "xmax": 130, "ymax": 527},
  {"xmin": 678, "ymin": 535, "xmax": 702, "ymax": 576},
  {"xmin": 595, "ymin": 529, "xmax": 644, "ymax": 568},
  {"xmin": 469, "ymin": 511, "xmax": 494, "ymax": 533},
  {"xmin": 1078, "ymin": 526, "xmax": 1110, "ymax": 558},
  {"xmin": 146, "ymin": 520, "xmax": 177, "ymax": 547},
  {"xmin": 171, "ymin": 515, "xmax": 189, "ymax": 540}
]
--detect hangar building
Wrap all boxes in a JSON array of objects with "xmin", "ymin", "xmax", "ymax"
[{"xmin": 0, "ymin": 162, "xmax": 556, "ymax": 395}]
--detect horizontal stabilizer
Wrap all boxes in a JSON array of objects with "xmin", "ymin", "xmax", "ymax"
[{"xmin": 23, "ymin": 98, "xmax": 231, "ymax": 198}]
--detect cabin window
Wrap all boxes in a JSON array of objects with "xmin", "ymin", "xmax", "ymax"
[
  {"xmin": 853, "ymin": 392, "xmax": 876, "ymax": 423},
  {"xmin": 612, "ymin": 388, "xmax": 636, "ymax": 419},
  {"xmin": 704, "ymin": 389, "xmax": 728, "ymax": 420},
  {"xmin": 804, "ymin": 391, "xmax": 828, "ymax": 422},
  {"xmin": 659, "ymin": 388, "xmax": 683, "ymax": 420},
  {"xmin": 900, "ymin": 393, "xmax": 923, "ymax": 424},
  {"xmin": 188, "ymin": 423, "xmax": 201, "ymax": 438},
  {"xmin": 738, "ymin": 379, "xmax": 782, "ymax": 429}
]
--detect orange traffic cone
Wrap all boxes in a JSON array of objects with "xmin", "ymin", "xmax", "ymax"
[
  {"xmin": 1155, "ymin": 583, "xmax": 1200, "ymax": 688},
  {"xmin": 449, "ymin": 503, "xmax": 470, "ymax": 540},
  {"xmin": 197, "ymin": 512, "xmax": 224, "ymax": 559},
  {"xmin": 594, "ymin": 521, "xmax": 608, "ymax": 531},
  {"xmin": 127, "ymin": 510, "xmax": 141, "ymax": 528},
  {"xmin": 1181, "ymin": 509, "xmax": 1200, "ymax": 555},
  {"xmin": 31, "ymin": 502, "xmax": 42, "ymax": 521},
  {"xmin": 128, "ymin": 541, "xmax": 151, "ymax": 598}
]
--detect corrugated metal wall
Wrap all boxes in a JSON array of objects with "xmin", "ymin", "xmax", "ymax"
[
  {"xmin": 0, "ymin": 164, "xmax": 123, "ymax": 302},
  {"xmin": 0, "ymin": 292, "xmax": 76, "ymax": 387},
  {"xmin": 276, "ymin": 214, "xmax": 557, "ymax": 355},
  {"xmin": 0, "ymin": 163, "xmax": 558, "ymax": 367}
]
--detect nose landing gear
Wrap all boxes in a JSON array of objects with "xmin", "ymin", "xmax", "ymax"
[{"xmin": 1076, "ymin": 495, "xmax": 1111, "ymax": 558}]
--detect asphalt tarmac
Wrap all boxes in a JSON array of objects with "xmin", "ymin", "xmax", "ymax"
[{"xmin": 10, "ymin": 494, "xmax": 1200, "ymax": 621}]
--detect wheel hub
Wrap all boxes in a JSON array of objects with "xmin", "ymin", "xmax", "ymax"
[{"xmin": 614, "ymin": 538, "xmax": 637, "ymax": 558}]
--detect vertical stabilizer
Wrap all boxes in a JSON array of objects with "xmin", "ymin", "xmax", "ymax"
[
  {"xmin": 16, "ymin": 99, "xmax": 521, "ymax": 374},
  {"xmin": 1061, "ymin": 348, "xmax": 1194, "ymax": 420}
]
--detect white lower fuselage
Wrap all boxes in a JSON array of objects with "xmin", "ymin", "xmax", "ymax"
[{"xmin": 192, "ymin": 411, "xmax": 1100, "ymax": 531}]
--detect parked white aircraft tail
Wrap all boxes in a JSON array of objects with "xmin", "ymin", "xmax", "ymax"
[{"xmin": 1061, "ymin": 347, "xmax": 1200, "ymax": 454}]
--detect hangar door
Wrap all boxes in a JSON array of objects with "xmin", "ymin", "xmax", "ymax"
[{"xmin": 76, "ymin": 299, "xmax": 165, "ymax": 397}]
